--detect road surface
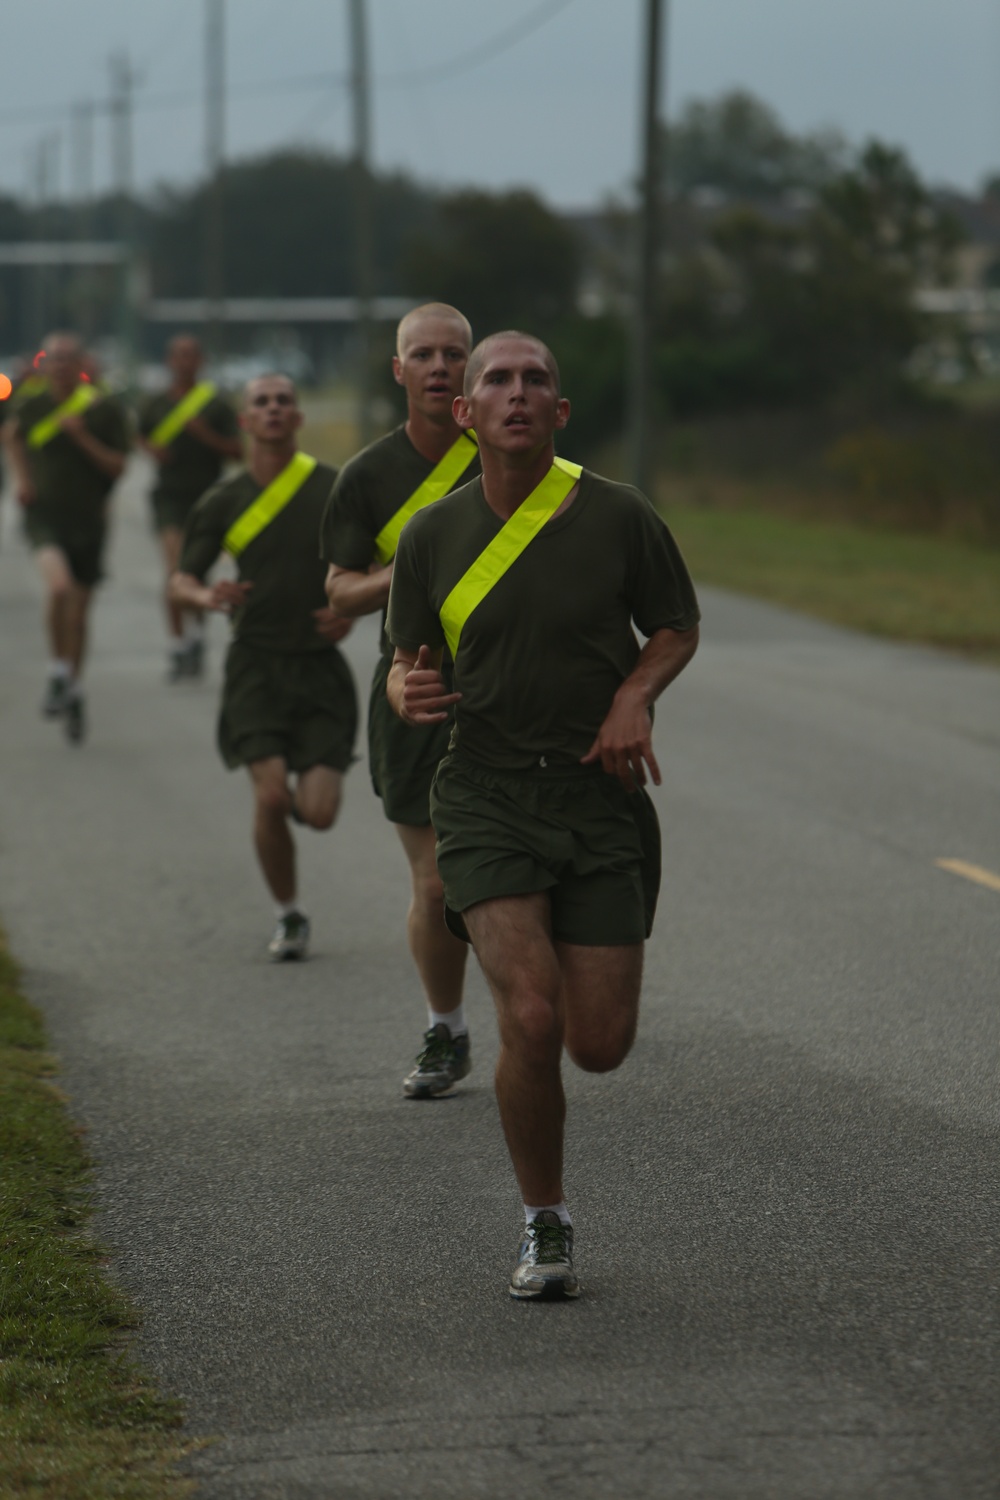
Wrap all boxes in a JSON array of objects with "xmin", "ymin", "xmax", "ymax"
[{"xmin": 1, "ymin": 459, "xmax": 998, "ymax": 1499}]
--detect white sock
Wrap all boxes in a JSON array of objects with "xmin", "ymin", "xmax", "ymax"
[
  {"xmin": 275, "ymin": 900, "xmax": 302, "ymax": 919},
  {"xmin": 429, "ymin": 1004, "xmax": 467, "ymax": 1037},
  {"xmin": 524, "ymin": 1201, "xmax": 572, "ymax": 1227},
  {"xmin": 49, "ymin": 659, "xmax": 70, "ymax": 680}
]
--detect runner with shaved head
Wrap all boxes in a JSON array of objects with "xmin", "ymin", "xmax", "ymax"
[
  {"xmin": 139, "ymin": 334, "xmax": 242, "ymax": 681},
  {"xmin": 386, "ymin": 331, "xmax": 700, "ymax": 1297},
  {"xmin": 2, "ymin": 331, "xmax": 130, "ymax": 744},
  {"xmin": 321, "ymin": 301, "xmax": 480, "ymax": 1098},
  {"xmin": 171, "ymin": 374, "xmax": 357, "ymax": 961}
]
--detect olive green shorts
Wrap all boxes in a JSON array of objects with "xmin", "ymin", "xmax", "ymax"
[
  {"xmin": 430, "ymin": 752, "xmax": 661, "ymax": 947},
  {"xmin": 367, "ymin": 653, "xmax": 453, "ymax": 826},
  {"xmin": 23, "ymin": 510, "xmax": 106, "ymax": 587},
  {"xmin": 218, "ymin": 640, "xmax": 358, "ymax": 773},
  {"xmin": 151, "ymin": 491, "xmax": 201, "ymax": 533}
]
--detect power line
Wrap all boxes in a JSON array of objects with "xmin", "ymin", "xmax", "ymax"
[{"xmin": 379, "ymin": 0, "xmax": 576, "ymax": 86}]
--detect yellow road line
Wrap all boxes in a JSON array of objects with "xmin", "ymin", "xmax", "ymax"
[{"xmin": 936, "ymin": 858, "xmax": 1000, "ymax": 894}]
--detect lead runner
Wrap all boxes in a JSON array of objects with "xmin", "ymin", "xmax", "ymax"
[
  {"xmin": 386, "ymin": 331, "xmax": 700, "ymax": 1298},
  {"xmin": 321, "ymin": 302, "xmax": 479, "ymax": 1098}
]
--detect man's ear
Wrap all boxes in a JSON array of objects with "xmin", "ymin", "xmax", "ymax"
[
  {"xmin": 554, "ymin": 397, "xmax": 571, "ymax": 431},
  {"xmin": 453, "ymin": 395, "xmax": 473, "ymax": 429},
  {"xmin": 392, "ymin": 355, "xmax": 404, "ymax": 387}
]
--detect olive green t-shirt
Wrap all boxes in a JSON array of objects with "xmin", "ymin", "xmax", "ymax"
[
  {"xmin": 180, "ymin": 459, "xmax": 338, "ymax": 653},
  {"xmin": 15, "ymin": 388, "xmax": 131, "ymax": 533},
  {"xmin": 387, "ymin": 470, "xmax": 700, "ymax": 772},
  {"xmin": 138, "ymin": 388, "xmax": 239, "ymax": 503},
  {"xmin": 319, "ymin": 424, "xmax": 481, "ymax": 655}
]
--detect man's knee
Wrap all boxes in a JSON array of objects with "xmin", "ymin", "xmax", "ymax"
[
  {"xmin": 255, "ymin": 778, "xmax": 291, "ymax": 818},
  {"xmin": 500, "ymin": 988, "xmax": 563, "ymax": 1064},
  {"xmin": 300, "ymin": 798, "xmax": 337, "ymax": 832},
  {"xmin": 411, "ymin": 862, "xmax": 445, "ymax": 915},
  {"xmin": 566, "ymin": 1028, "xmax": 636, "ymax": 1075}
]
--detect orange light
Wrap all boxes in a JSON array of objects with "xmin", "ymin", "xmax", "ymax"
[
  {"xmin": 32, "ymin": 350, "xmax": 45, "ymax": 369},
  {"xmin": 0, "ymin": 374, "xmax": 12, "ymax": 401}
]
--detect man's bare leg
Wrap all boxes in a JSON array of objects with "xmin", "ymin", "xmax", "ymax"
[
  {"xmin": 294, "ymin": 764, "xmax": 343, "ymax": 831},
  {"xmin": 465, "ymin": 894, "xmax": 644, "ymax": 1204},
  {"xmin": 248, "ymin": 757, "xmax": 296, "ymax": 903},
  {"xmin": 160, "ymin": 526, "xmax": 185, "ymax": 640},
  {"xmin": 395, "ymin": 822, "xmax": 468, "ymax": 1015},
  {"xmin": 36, "ymin": 545, "xmax": 74, "ymax": 665}
]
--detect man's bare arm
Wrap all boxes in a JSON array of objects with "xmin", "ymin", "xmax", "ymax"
[
  {"xmin": 185, "ymin": 415, "xmax": 243, "ymax": 460},
  {"xmin": 1, "ymin": 425, "xmax": 35, "ymax": 505},
  {"xmin": 326, "ymin": 561, "xmax": 394, "ymax": 618},
  {"xmin": 582, "ymin": 624, "xmax": 699, "ymax": 790},
  {"xmin": 387, "ymin": 644, "xmax": 461, "ymax": 726},
  {"xmin": 169, "ymin": 571, "xmax": 252, "ymax": 615}
]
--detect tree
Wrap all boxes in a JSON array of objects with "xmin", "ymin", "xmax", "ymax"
[
  {"xmin": 663, "ymin": 90, "xmax": 847, "ymax": 202},
  {"xmin": 402, "ymin": 188, "xmax": 581, "ymax": 337}
]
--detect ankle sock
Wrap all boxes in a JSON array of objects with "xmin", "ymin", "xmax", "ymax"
[
  {"xmin": 49, "ymin": 659, "xmax": 70, "ymax": 680},
  {"xmin": 524, "ymin": 1201, "xmax": 572, "ymax": 1227},
  {"xmin": 429, "ymin": 1004, "xmax": 467, "ymax": 1037},
  {"xmin": 275, "ymin": 900, "xmax": 302, "ymax": 919}
]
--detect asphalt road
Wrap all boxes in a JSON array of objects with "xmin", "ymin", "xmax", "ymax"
[{"xmin": 1, "ymin": 459, "xmax": 998, "ymax": 1500}]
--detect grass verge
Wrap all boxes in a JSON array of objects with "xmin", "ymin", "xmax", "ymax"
[
  {"xmin": 0, "ymin": 933, "xmax": 193, "ymax": 1499},
  {"xmin": 661, "ymin": 494, "xmax": 1000, "ymax": 662}
]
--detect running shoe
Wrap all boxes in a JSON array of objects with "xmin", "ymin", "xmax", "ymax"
[
  {"xmin": 166, "ymin": 648, "xmax": 186, "ymax": 684},
  {"xmin": 509, "ymin": 1211, "xmax": 580, "ymax": 1300},
  {"xmin": 402, "ymin": 1022, "xmax": 471, "ymax": 1098},
  {"xmin": 41, "ymin": 675, "xmax": 69, "ymax": 718},
  {"xmin": 184, "ymin": 637, "xmax": 205, "ymax": 678},
  {"xmin": 268, "ymin": 910, "xmax": 310, "ymax": 962},
  {"xmin": 64, "ymin": 693, "xmax": 86, "ymax": 746}
]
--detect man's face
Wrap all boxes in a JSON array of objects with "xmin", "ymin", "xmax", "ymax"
[
  {"xmin": 168, "ymin": 338, "xmax": 202, "ymax": 384},
  {"xmin": 455, "ymin": 337, "xmax": 569, "ymax": 455},
  {"xmin": 45, "ymin": 338, "xmax": 83, "ymax": 393},
  {"xmin": 241, "ymin": 377, "xmax": 301, "ymax": 443},
  {"xmin": 393, "ymin": 315, "xmax": 470, "ymax": 422}
]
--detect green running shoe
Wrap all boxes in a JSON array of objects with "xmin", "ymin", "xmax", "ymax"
[
  {"xmin": 510, "ymin": 1211, "xmax": 580, "ymax": 1300},
  {"xmin": 41, "ymin": 675, "xmax": 69, "ymax": 718},
  {"xmin": 402, "ymin": 1022, "xmax": 471, "ymax": 1098},
  {"xmin": 63, "ymin": 693, "xmax": 86, "ymax": 746},
  {"xmin": 268, "ymin": 910, "xmax": 310, "ymax": 962}
]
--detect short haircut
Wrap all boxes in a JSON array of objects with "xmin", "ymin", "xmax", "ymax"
[
  {"xmin": 43, "ymin": 331, "xmax": 83, "ymax": 358},
  {"xmin": 243, "ymin": 372, "xmax": 298, "ymax": 407},
  {"xmin": 463, "ymin": 331, "xmax": 561, "ymax": 397},
  {"xmin": 396, "ymin": 302, "xmax": 473, "ymax": 358},
  {"xmin": 168, "ymin": 333, "xmax": 202, "ymax": 356}
]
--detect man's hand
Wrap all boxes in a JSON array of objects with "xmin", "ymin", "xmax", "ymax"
[
  {"xmin": 312, "ymin": 606, "xmax": 354, "ymax": 645},
  {"xmin": 16, "ymin": 481, "xmax": 36, "ymax": 508},
  {"xmin": 59, "ymin": 413, "xmax": 88, "ymax": 444},
  {"xmin": 207, "ymin": 579, "xmax": 253, "ymax": 614},
  {"xmin": 581, "ymin": 684, "xmax": 661, "ymax": 792},
  {"xmin": 394, "ymin": 644, "xmax": 461, "ymax": 726},
  {"xmin": 143, "ymin": 439, "xmax": 172, "ymax": 465}
]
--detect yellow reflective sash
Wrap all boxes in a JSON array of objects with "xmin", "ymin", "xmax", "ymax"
[
  {"xmin": 439, "ymin": 457, "xmax": 582, "ymax": 658},
  {"xmin": 373, "ymin": 430, "xmax": 478, "ymax": 565},
  {"xmin": 26, "ymin": 384, "xmax": 98, "ymax": 449},
  {"xmin": 149, "ymin": 381, "xmax": 217, "ymax": 448},
  {"xmin": 223, "ymin": 452, "xmax": 317, "ymax": 558}
]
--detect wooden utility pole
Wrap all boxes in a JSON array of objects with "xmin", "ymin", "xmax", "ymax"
[
  {"xmin": 109, "ymin": 52, "xmax": 138, "ymax": 383},
  {"xmin": 628, "ymin": 0, "xmax": 666, "ymax": 496},
  {"xmin": 204, "ymin": 0, "xmax": 226, "ymax": 363},
  {"xmin": 349, "ymin": 0, "xmax": 374, "ymax": 446}
]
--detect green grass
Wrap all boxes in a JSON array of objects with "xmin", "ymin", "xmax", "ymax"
[
  {"xmin": 661, "ymin": 495, "xmax": 1000, "ymax": 662},
  {"xmin": 0, "ymin": 936, "xmax": 193, "ymax": 1499}
]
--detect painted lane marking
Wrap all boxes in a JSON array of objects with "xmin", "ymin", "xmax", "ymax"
[{"xmin": 936, "ymin": 858, "xmax": 1000, "ymax": 894}]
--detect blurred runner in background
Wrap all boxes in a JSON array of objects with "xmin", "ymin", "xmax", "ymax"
[
  {"xmin": 139, "ymin": 335, "xmax": 241, "ymax": 681},
  {"xmin": 1, "ymin": 332, "xmax": 130, "ymax": 745},
  {"xmin": 321, "ymin": 303, "xmax": 480, "ymax": 1100},
  {"xmin": 171, "ymin": 374, "xmax": 357, "ymax": 962}
]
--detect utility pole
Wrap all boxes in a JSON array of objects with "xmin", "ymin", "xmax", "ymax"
[
  {"xmin": 72, "ymin": 102, "xmax": 95, "ymax": 205},
  {"xmin": 628, "ymin": 0, "xmax": 666, "ymax": 496},
  {"xmin": 204, "ymin": 0, "xmax": 226, "ymax": 364},
  {"xmin": 109, "ymin": 51, "xmax": 138, "ymax": 385},
  {"xmin": 348, "ymin": 0, "xmax": 374, "ymax": 446}
]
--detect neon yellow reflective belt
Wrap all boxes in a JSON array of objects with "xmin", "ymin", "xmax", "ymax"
[
  {"xmin": 439, "ymin": 457, "xmax": 582, "ymax": 658},
  {"xmin": 223, "ymin": 452, "xmax": 317, "ymax": 558},
  {"xmin": 149, "ymin": 381, "xmax": 217, "ymax": 447},
  {"xmin": 373, "ymin": 430, "xmax": 478, "ymax": 565},
  {"xmin": 26, "ymin": 384, "xmax": 98, "ymax": 448}
]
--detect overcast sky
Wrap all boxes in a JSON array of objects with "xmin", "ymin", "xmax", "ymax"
[{"xmin": 1, "ymin": 0, "xmax": 997, "ymax": 208}]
